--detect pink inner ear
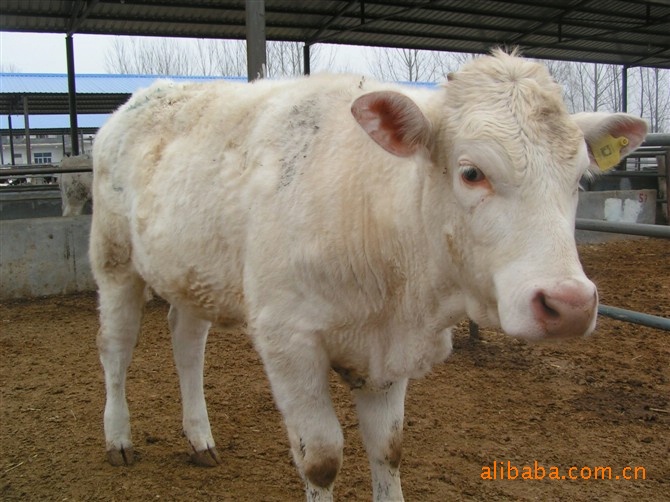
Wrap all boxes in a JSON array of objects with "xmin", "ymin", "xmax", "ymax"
[
  {"xmin": 352, "ymin": 91, "xmax": 429, "ymax": 157},
  {"xmin": 609, "ymin": 117, "xmax": 648, "ymax": 154}
]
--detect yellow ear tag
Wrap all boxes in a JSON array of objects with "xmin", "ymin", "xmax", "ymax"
[{"xmin": 592, "ymin": 135, "xmax": 629, "ymax": 171}]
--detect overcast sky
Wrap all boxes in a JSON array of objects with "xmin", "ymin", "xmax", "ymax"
[{"xmin": 0, "ymin": 31, "xmax": 372, "ymax": 75}]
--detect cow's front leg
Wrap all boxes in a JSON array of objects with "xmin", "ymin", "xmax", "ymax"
[
  {"xmin": 168, "ymin": 305, "xmax": 219, "ymax": 466},
  {"xmin": 353, "ymin": 379, "xmax": 408, "ymax": 502},
  {"xmin": 256, "ymin": 331, "xmax": 343, "ymax": 502}
]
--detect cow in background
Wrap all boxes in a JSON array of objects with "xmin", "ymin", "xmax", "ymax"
[{"xmin": 59, "ymin": 155, "xmax": 93, "ymax": 216}]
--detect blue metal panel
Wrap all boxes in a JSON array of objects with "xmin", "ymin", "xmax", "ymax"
[
  {"xmin": 0, "ymin": 114, "xmax": 109, "ymax": 130},
  {"xmin": 0, "ymin": 73, "xmax": 245, "ymax": 94}
]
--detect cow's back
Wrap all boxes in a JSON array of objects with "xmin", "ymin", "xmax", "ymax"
[{"xmin": 90, "ymin": 75, "xmax": 419, "ymax": 325}]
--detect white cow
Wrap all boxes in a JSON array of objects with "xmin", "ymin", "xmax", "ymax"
[
  {"xmin": 59, "ymin": 155, "xmax": 93, "ymax": 216},
  {"xmin": 90, "ymin": 51, "xmax": 647, "ymax": 501}
]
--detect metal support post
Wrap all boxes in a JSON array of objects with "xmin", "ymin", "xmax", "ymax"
[
  {"xmin": 246, "ymin": 0, "xmax": 267, "ymax": 81},
  {"xmin": 23, "ymin": 96, "xmax": 31, "ymax": 165},
  {"xmin": 66, "ymin": 34, "xmax": 80, "ymax": 156},
  {"xmin": 304, "ymin": 43, "xmax": 311, "ymax": 75}
]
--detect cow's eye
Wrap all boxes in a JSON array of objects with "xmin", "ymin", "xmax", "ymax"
[{"xmin": 461, "ymin": 166, "xmax": 486, "ymax": 184}]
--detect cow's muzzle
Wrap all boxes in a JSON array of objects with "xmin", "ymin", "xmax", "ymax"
[{"xmin": 530, "ymin": 278, "xmax": 598, "ymax": 338}]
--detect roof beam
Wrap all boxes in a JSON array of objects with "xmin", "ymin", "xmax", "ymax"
[
  {"xmin": 0, "ymin": 0, "xmax": 667, "ymax": 69},
  {"xmin": 67, "ymin": 0, "xmax": 101, "ymax": 35},
  {"xmin": 305, "ymin": 0, "xmax": 358, "ymax": 44}
]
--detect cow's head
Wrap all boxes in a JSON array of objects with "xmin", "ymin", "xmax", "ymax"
[{"xmin": 352, "ymin": 50, "xmax": 648, "ymax": 340}]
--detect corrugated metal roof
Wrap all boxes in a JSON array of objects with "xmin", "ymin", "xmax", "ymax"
[
  {"xmin": 0, "ymin": 73, "xmax": 243, "ymax": 115},
  {"xmin": 1, "ymin": 0, "xmax": 668, "ymax": 68},
  {"xmin": 0, "ymin": 113, "xmax": 109, "ymax": 134},
  {"xmin": 0, "ymin": 73, "xmax": 237, "ymax": 94}
]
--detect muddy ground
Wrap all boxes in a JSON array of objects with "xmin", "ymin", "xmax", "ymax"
[{"xmin": 1, "ymin": 238, "xmax": 668, "ymax": 501}]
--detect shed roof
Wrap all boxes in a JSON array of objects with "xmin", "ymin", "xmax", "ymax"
[
  {"xmin": 1, "ymin": 0, "xmax": 669, "ymax": 69},
  {"xmin": 0, "ymin": 73, "xmax": 237, "ymax": 115},
  {"xmin": 0, "ymin": 114, "xmax": 109, "ymax": 135}
]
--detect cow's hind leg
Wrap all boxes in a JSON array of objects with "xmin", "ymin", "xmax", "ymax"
[
  {"xmin": 96, "ymin": 272, "xmax": 146, "ymax": 466},
  {"xmin": 167, "ymin": 305, "xmax": 219, "ymax": 466},
  {"xmin": 256, "ymin": 331, "xmax": 343, "ymax": 502},
  {"xmin": 353, "ymin": 378, "xmax": 408, "ymax": 502}
]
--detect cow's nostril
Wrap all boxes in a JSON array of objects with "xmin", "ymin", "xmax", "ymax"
[{"xmin": 534, "ymin": 291, "xmax": 560, "ymax": 320}]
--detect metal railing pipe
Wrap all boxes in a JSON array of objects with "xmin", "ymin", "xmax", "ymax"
[
  {"xmin": 598, "ymin": 305, "xmax": 670, "ymax": 331},
  {"xmin": 575, "ymin": 219, "xmax": 670, "ymax": 239},
  {"xmin": 0, "ymin": 166, "xmax": 92, "ymax": 176}
]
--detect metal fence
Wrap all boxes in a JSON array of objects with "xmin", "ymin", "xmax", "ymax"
[
  {"xmin": 581, "ymin": 133, "xmax": 669, "ymax": 331},
  {"xmin": 574, "ymin": 217, "xmax": 670, "ymax": 331}
]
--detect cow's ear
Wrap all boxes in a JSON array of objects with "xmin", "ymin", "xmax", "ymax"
[
  {"xmin": 351, "ymin": 91, "xmax": 431, "ymax": 157},
  {"xmin": 572, "ymin": 112, "xmax": 648, "ymax": 172}
]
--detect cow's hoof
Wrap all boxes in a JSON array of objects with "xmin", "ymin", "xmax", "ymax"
[
  {"xmin": 107, "ymin": 446, "xmax": 134, "ymax": 466},
  {"xmin": 191, "ymin": 446, "xmax": 221, "ymax": 467}
]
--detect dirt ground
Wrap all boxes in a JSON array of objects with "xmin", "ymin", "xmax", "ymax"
[{"xmin": 1, "ymin": 238, "xmax": 668, "ymax": 501}]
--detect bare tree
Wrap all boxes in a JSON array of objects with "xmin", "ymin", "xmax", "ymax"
[
  {"xmin": 105, "ymin": 37, "xmax": 194, "ymax": 75},
  {"xmin": 367, "ymin": 47, "xmax": 466, "ymax": 82},
  {"xmin": 0, "ymin": 62, "xmax": 21, "ymax": 72},
  {"xmin": 434, "ymin": 51, "xmax": 475, "ymax": 78},
  {"xmin": 544, "ymin": 60, "xmax": 624, "ymax": 114},
  {"xmin": 266, "ymin": 42, "xmax": 336, "ymax": 77},
  {"xmin": 368, "ymin": 48, "xmax": 436, "ymax": 82},
  {"xmin": 549, "ymin": 62, "xmax": 668, "ymax": 132},
  {"xmin": 544, "ymin": 59, "xmax": 579, "ymax": 111},
  {"xmin": 266, "ymin": 41, "xmax": 303, "ymax": 77},
  {"xmin": 585, "ymin": 63, "xmax": 622, "ymax": 112},
  {"xmin": 606, "ymin": 64, "xmax": 623, "ymax": 112},
  {"xmin": 105, "ymin": 37, "xmax": 337, "ymax": 78},
  {"xmin": 630, "ymin": 67, "xmax": 669, "ymax": 133},
  {"xmin": 193, "ymin": 39, "xmax": 246, "ymax": 77}
]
